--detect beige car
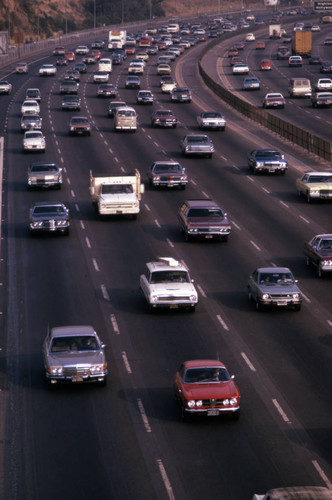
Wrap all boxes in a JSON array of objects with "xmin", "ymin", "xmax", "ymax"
[
  {"xmin": 114, "ymin": 106, "xmax": 137, "ymax": 132},
  {"xmin": 288, "ymin": 77, "xmax": 312, "ymax": 97},
  {"xmin": 16, "ymin": 62, "xmax": 28, "ymax": 74}
]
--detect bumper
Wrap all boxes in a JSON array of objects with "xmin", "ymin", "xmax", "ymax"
[
  {"xmin": 185, "ymin": 406, "xmax": 240, "ymax": 416},
  {"xmin": 46, "ymin": 372, "xmax": 107, "ymax": 384}
]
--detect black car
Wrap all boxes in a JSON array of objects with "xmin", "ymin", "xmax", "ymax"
[
  {"xmin": 62, "ymin": 95, "xmax": 81, "ymax": 111},
  {"xmin": 29, "ymin": 202, "xmax": 70, "ymax": 235},
  {"xmin": 309, "ymin": 55, "xmax": 322, "ymax": 65},
  {"xmin": 25, "ymin": 88, "xmax": 41, "ymax": 101},
  {"xmin": 97, "ymin": 84, "xmax": 117, "ymax": 98},
  {"xmin": 320, "ymin": 62, "xmax": 332, "ymax": 73},
  {"xmin": 74, "ymin": 62, "xmax": 87, "ymax": 73}
]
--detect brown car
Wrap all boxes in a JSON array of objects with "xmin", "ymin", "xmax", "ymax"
[
  {"xmin": 178, "ymin": 199, "xmax": 231, "ymax": 241},
  {"xmin": 69, "ymin": 116, "xmax": 91, "ymax": 136},
  {"xmin": 304, "ymin": 233, "xmax": 332, "ymax": 277}
]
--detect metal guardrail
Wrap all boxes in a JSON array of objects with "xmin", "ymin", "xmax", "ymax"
[{"xmin": 198, "ymin": 21, "xmax": 332, "ymax": 162}]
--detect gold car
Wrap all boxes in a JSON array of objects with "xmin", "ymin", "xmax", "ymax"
[{"xmin": 296, "ymin": 171, "xmax": 332, "ymax": 202}]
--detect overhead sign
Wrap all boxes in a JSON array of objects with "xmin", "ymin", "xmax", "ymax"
[{"xmin": 314, "ymin": 1, "xmax": 332, "ymax": 10}]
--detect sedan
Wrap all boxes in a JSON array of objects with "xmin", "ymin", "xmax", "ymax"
[
  {"xmin": 178, "ymin": 199, "xmax": 231, "ymax": 241},
  {"xmin": 315, "ymin": 78, "xmax": 332, "ymax": 91},
  {"xmin": 320, "ymin": 61, "xmax": 332, "ymax": 73},
  {"xmin": 16, "ymin": 62, "xmax": 28, "ymax": 74},
  {"xmin": 248, "ymin": 267, "xmax": 302, "ymax": 311},
  {"xmin": 23, "ymin": 131, "xmax": 46, "ymax": 153},
  {"xmin": 296, "ymin": 171, "xmax": 332, "ymax": 202},
  {"xmin": 242, "ymin": 76, "xmax": 260, "ymax": 90},
  {"xmin": 75, "ymin": 45, "xmax": 90, "ymax": 54},
  {"xmin": 62, "ymin": 95, "xmax": 81, "ymax": 111},
  {"xmin": 0, "ymin": 80, "xmax": 12, "ymax": 94},
  {"xmin": 262, "ymin": 92, "xmax": 285, "ymax": 109},
  {"xmin": 151, "ymin": 109, "xmax": 177, "ymax": 128},
  {"xmin": 29, "ymin": 202, "xmax": 70, "ymax": 236},
  {"xmin": 180, "ymin": 134, "xmax": 214, "ymax": 158},
  {"xmin": 246, "ymin": 33, "xmax": 255, "ymax": 41},
  {"xmin": 309, "ymin": 55, "xmax": 322, "ymax": 65},
  {"xmin": 259, "ymin": 58, "xmax": 272, "ymax": 70},
  {"xmin": 97, "ymin": 84, "xmax": 117, "ymax": 98},
  {"xmin": 147, "ymin": 161, "xmax": 187, "ymax": 189},
  {"xmin": 125, "ymin": 76, "xmax": 141, "ymax": 89},
  {"xmin": 324, "ymin": 37, "xmax": 332, "ymax": 45},
  {"xmin": 197, "ymin": 111, "xmax": 226, "ymax": 130},
  {"xmin": 65, "ymin": 51, "xmax": 75, "ymax": 61},
  {"xmin": 171, "ymin": 87, "xmax": 192, "ymax": 102},
  {"xmin": 136, "ymin": 90, "xmax": 154, "ymax": 104},
  {"xmin": 288, "ymin": 55, "xmax": 302, "ymax": 67},
  {"xmin": 93, "ymin": 71, "xmax": 109, "ymax": 83},
  {"xmin": 64, "ymin": 70, "xmax": 80, "ymax": 82},
  {"xmin": 43, "ymin": 325, "xmax": 107, "ymax": 386},
  {"xmin": 21, "ymin": 114, "xmax": 42, "ymax": 132},
  {"xmin": 161, "ymin": 78, "xmax": 177, "ymax": 93},
  {"xmin": 255, "ymin": 41, "xmax": 265, "ymax": 49},
  {"xmin": 73, "ymin": 62, "xmax": 87, "ymax": 73},
  {"xmin": 311, "ymin": 92, "xmax": 332, "ymax": 108},
  {"xmin": 248, "ymin": 149, "xmax": 288, "ymax": 175},
  {"xmin": 39, "ymin": 64, "xmax": 57, "ymax": 76},
  {"xmin": 173, "ymin": 359, "xmax": 241, "ymax": 421},
  {"xmin": 56, "ymin": 56, "xmax": 68, "ymax": 66},
  {"xmin": 25, "ymin": 88, "xmax": 41, "ymax": 101},
  {"xmin": 157, "ymin": 63, "xmax": 171, "ymax": 74},
  {"xmin": 21, "ymin": 100, "xmax": 40, "ymax": 115},
  {"xmin": 59, "ymin": 80, "xmax": 79, "ymax": 94},
  {"xmin": 69, "ymin": 116, "xmax": 91, "ymax": 136},
  {"xmin": 304, "ymin": 234, "xmax": 332, "ymax": 277},
  {"xmin": 28, "ymin": 162, "xmax": 62, "ymax": 190},
  {"xmin": 232, "ymin": 63, "xmax": 249, "ymax": 74}
]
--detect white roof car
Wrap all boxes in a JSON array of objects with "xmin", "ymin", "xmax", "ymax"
[
  {"xmin": 140, "ymin": 257, "xmax": 198, "ymax": 311},
  {"xmin": 0, "ymin": 80, "xmax": 12, "ymax": 94},
  {"xmin": 21, "ymin": 99, "xmax": 40, "ymax": 115},
  {"xmin": 246, "ymin": 33, "xmax": 255, "ymax": 41},
  {"xmin": 75, "ymin": 45, "xmax": 89, "ymax": 54},
  {"xmin": 93, "ymin": 71, "xmax": 109, "ymax": 83},
  {"xmin": 197, "ymin": 111, "xmax": 226, "ymax": 130},
  {"xmin": 39, "ymin": 64, "xmax": 57, "ymax": 76},
  {"xmin": 23, "ymin": 130, "xmax": 46, "ymax": 152},
  {"xmin": 315, "ymin": 78, "xmax": 332, "ymax": 90},
  {"xmin": 232, "ymin": 63, "xmax": 249, "ymax": 74},
  {"xmin": 161, "ymin": 79, "xmax": 177, "ymax": 93}
]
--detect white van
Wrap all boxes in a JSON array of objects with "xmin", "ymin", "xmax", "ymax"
[
  {"xmin": 114, "ymin": 106, "xmax": 137, "ymax": 132},
  {"xmin": 98, "ymin": 58, "xmax": 112, "ymax": 73},
  {"xmin": 288, "ymin": 77, "xmax": 312, "ymax": 97}
]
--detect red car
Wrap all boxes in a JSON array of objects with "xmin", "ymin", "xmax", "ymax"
[
  {"xmin": 260, "ymin": 58, "xmax": 272, "ymax": 70},
  {"xmin": 173, "ymin": 359, "xmax": 241, "ymax": 421},
  {"xmin": 65, "ymin": 50, "xmax": 75, "ymax": 62},
  {"xmin": 304, "ymin": 233, "xmax": 332, "ymax": 277},
  {"xmin": 256, "ymin": 41, "xmax": 266, "ymax": 49},
  {"xmin": 91, "ymin": 49, "xmax": 102, "ymax": 59},
  {"xmin": 228, "ymin": 47, "xmax": 239, "ymax": 57}
]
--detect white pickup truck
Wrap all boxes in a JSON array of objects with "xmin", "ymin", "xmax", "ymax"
[{"xmin": 89, "ymin": 170, "xmax": 144, "ymax": 218}]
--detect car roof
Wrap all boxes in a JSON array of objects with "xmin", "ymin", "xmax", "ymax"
[
  {"xmin": 183, "ymin": 199, "xmax": 220, "ymax": 208},
  {"xmin": 313, "ymin": 233, "xmax": 332, "ymax": 239},
  {"xmin": 262, "ymin": 486, "xmax": 332, "ymax": 500},
  {"xmin": 182, "ymin": 359, "xmax": 226, "ymax": 369},
  {"xmin": 50, "ymin": 325, "xmax": 96, "ymax": 338},
  {"xmin": 146, "ymin": 257, "xmax": 188, "ymax": 273},
  {"xmin": 305, "ymin": 171, "xmax": 332, "ymax": 176},
  {"xmin": 256, "ymin": 267, "xmax": 292, "ymax": 273}
]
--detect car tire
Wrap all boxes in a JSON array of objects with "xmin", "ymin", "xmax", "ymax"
[
  {"xmin": 180, "ymin": 404, "xmax": 191, "ymax": 422},
  {"xmin": 294, "ymin": 304, "xmax": 301, "ymax": 312},
  {"xmin": 255, "ymin": 300, "xmax": 262, "ymax": 311},
  {"xmin": 305, "ymin": 256, "xmax": 311, "ymax": 266},
  {"xmin": 318, "ymin": 266, "xmax": 323, "ymax": 278}
]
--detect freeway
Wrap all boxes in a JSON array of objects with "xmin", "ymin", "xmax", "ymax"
[{"xmin": 0, "ymin": 20, "xmax": 331, "ymax": 500}]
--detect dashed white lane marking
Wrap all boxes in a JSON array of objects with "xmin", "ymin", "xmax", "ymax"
[
  {"xmin": 101, "ymin": 284, "xmax": 110, "ymax": 301},
  {"xmin": 110, "ymin": 314, "xmax": 120, "ymax": 334},
  {"xmin": 137, "ymin": 398, "xmax": 152, "ymax": 433},
  {"xmin": 272, "ymin": 398, "xmax": 291, "ymax": 423},
  {"xmin": 250, "ymin": 240, "xmax": 261, "ymax": 251},
  {"xmin": 217, "ymin": 314, "xmax": 230, "ymax": 331},
  {"xmin": 157, "ymin": 459, "xmax": 176, "ymax": 500},
  {"xmin": 241, "ymin": 352, "xmax": 256, "ymax": 372},
  {"xmin": 312, "ymin": 460, "xmax": 332, "ymax": 489},
  {"xmin": 122, "ymin": 351, "xmax": 132, "ymax": 373}
]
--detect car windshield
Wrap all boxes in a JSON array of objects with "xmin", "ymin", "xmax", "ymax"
[
  {"xmin": 153, "ymin": 164, "xmax": 181, "ymax": 173},
  {"xmin": 184, "ymin": 367, "xmax": 230, "ymax": 383},
  {"xmin": 187, "ymin": 136, "xmax": 208, "ymax": 143},
  {"xmin": 50, "ymin": 335, "xmax": 100, "ymax": 352},
  {"xmin": 156, "ymin": 111, "xmax": 173, "ymax": 116},
  {"xmin": 255, "ymin": 151, "xmax": 281, "ymax": 158},
  {"xmin": 187, "ymin": 208, "xmax": 223, "ymax": 217},
  {"xmin": 101, "ymin": 184, "xmax": 133, "ymax": 194},
  {"xmin": 150, "ymin": 270, "xmax": 189, "ymax": 283},
  {"xmin": 202, "ymin": 112, "xmax": 221, "ymax": 118},
  {"xmin": 117, "ymin": 110, "xmax": 135, "ymax": 117},
  {"xmin": 318, "ymin": 239, "xmax": 332, "ymax": 249},
  {"xmin": 259, "ymin": 272, "xmax": 294, "ymax": 285},
  {"xmin": 72, "ymin": 118, "xmax": 89, "ymax": 124},
  {"xmin": 33, "ymin": 205, "xmax": 65, "ymax": 214},
  {"xmin": 307, "ymin": 175, "xmax": 332, "ymax": 183},
  {"xmin": 26, "ymin": 132, "xmax": 42, "ymax": 138},
  {"xmin": 31, "ymin": 164, "xmax": 57, "ymax": 172}
]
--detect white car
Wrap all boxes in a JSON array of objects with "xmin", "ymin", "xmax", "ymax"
[
  {"xmin": 161, "ymin": 79, "xmax": 177, "ymax": 93},
  {"xmin": 75, "ymin": 45, "xmax": 89, "ymax": 55},
  {"xmin": 23, "ymin": 131, "xmax": 46, "ymax": 152},
  {"xmin": 197, "ymin": 111, "xmax": 226, "ymax": 131},
  {"xmin": 140, "ymin": 257, "xmax": 198, "ymax": 312},
  {"xmin": 93, "ymin": 71, "xmax": 109, "ymax": 83},
  {"xmin": 232, "ymin": 63, "xmax": 249, "ymax": 74},
  {"xmin": 315, "ymin": 78, "xmax": 332, "ymax": 90},
  {"xmin": 0, "ymin": 80, "xmax": 12, "ymax": 94},
  {"xmin": 39, "ymin": 64, "xmax": 57, "ymax": 76},
  {"xmin": 21, "ymin": 99, "xmax": 40, "ymax": 115},
  {"xmin": 246, "ymin": 33, "xmax": 255, "ymax": 41}
]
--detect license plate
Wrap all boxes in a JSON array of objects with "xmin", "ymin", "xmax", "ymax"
[
  {"xmin": 277, "ymin": 300, "xmax": 287, "ymax": 306},
  {"xmin": 269, "ymin": 169, "xmax": 275, "ymax": 172},
  {"xmin": 169, "ymin": 304, "xmax": 179, "ymax": 309},
  {"xmin": 205, "ymin": 235, "xmax": 213, "ymax": 239},
  {"xmin": 72, "ymin": 377, "xmax": 83, "ymax": 382},
  {"xmin": 207, "ymin": 409, "xmax": 219, "ymax": 416}
]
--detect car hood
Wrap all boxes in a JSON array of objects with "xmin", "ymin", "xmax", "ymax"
[
  {"xmin": 184, "ymin": 381, "xmax": 238, "ymax": 399},
  {"xmin": 47, "ymin": 350, "xmax": 104, "ymax": 366},
  {"xmin": 148, "ymin": 282, "xmax": 196, "ymax": 296},
  {"xmin": 304, "ymin": 181, "xmax": 332, "ymax": 188},
  {"xmin": 100, "ymin": 193, "xmax": 138, "ymax": 202},
  {"xmin": 259, "ymin": 283, "xmax": 300, "ymax": 294}
]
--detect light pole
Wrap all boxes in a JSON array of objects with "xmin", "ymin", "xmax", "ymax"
[{"xmin": 94, "ymin": 0, "xmax": 96, "ymax": 29}]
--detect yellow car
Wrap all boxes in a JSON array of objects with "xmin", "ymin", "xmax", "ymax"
[
  {"xmin": 157, "ymin": 63, "xmax": 171, "ymax": 75},
  {"xmin": 136, "ymin": 52, "xmax": 149, "ymax": 61},
  {"xmin": 296, "ymin": 171, "xmax": 332, "ymax": 202}
]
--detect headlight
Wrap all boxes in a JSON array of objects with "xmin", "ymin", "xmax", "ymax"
[
  {"xmin": 261, "ymin": 293, "xmax": 269, "ymax": 300},
  {"xmin": 190, "ymin": 294, "xmax": 197, "ymax": 301},
  {"xmin": 223, "ymin": 399, "xmax": 230, "ymax": 405},
  {"xmin": 188, "ymin": 400, "xmax": 195, "ymax": 408},
  {"xmin": 56, "ymin": 220, "xmax": 68, "ymax": 227},
  {"xmin": 229, "ymin": 397, "xmax": 238, "ymax": 405},
  {"xmin": 90, "ymin": 364, "xmax": 104, "ymax": 373},
  {"xmin": 256, "ymin": 161, "xmax": 264, "ymax": 167},
  {"xmin": 310, "ymin": 189, "xmax": 319, "ymax": 195},
  {"xmin": 196, "ymin": 400, "xmax": 203, "ymax": 407},
  {"xmin": 49, "ymin": 366, "xmax": 63, "ymax": 375},
  {"xmin": 150, "ymin": 294, "xmax": 158, "ymax": 303},
  {"xmin": 32, "ymin": 221, "xmax": 43, "ymax": 227},
  {"xmin": 292, "ymin": 293, "xmax": 300, "ymax": 300}
]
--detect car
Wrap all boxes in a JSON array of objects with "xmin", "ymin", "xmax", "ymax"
[
  {"xmin": 288, "ymin": 55, "xmax": 302, "ymax": 66},
  {"xmin": 125, "ymin": 75, "xmax": 141, "ymax": 89},
  {"xmin": 315, "ymin": 78, "xmax": 332, "ymax": 91},
  {"xmin": 248, "ymin": 149, "xmax": 288, "ymax": 175},
  {"xmin": 178, "ymin": 199, "xmax": 231, "ymax": 241},
  {"xmin": 21, "ymin": 99, "xmax": 40, "ymax": 115},
  {"xmin": 27, "ymin": 162, "xmax": 62, "ymax": 190},
  {"xmin": 248, "ymin": 267, "xmax": 302, "ymax": 311},
  {"xmin": 25, "ymin": 88, "xmax": 41, "ymax": 101},
  {"xmin": 62, "ymin": 95, "xmax": 81, "ymax": 111},
  {"xmin": 311, "ymin": 25, "xmax": 321, "ymax": 31},
  {"xmin": 15, "ymin": 62, "xmax": 28, "ymax": 74},
  {"xmin": 320, "ymin": 61, "xmax": 332, "ymax": 73},
  {"xmin": 69, "ymin": 116, "xmax": 91, "ymax": 136},
  {"xmin": 93, "ymin": 71, "xmax": 109, "ymax": 83},
  {"xmin": 59, "ymin": 80, "xmax": 79, "ymax": 94},
  {"xmin": 303, "ymin": 234, "xmax": 332, "ymax": 277},
  {"xmin": 296, "ymin": 171, "xmax": 332, "ymax": 202},
  {"xmin": 161, "ymin": 77, "xmax": 177, "ymax": 93},
  {"xmin": 180, "ymin": 134, "xmax": 214, "ymax": 158},
  {"xmin": 97, "ymin": 83, "xmax": 117, "ymax": 98},
  {"xmin": 91, "ymin": 49, "xmax": 102, "ymax": 59},
  {"xmin": 108, "ymin": 100, "xmax": 126, "ymax": 117},
  {"xmin": 111, "ymin": 52, "xmax": 123, "ymax": 65},
  {"xmin": 23, "ymin": 130, "xmax": 46, "ymax": 152},
  {"xmin": 136, "ymin": 90, "xmax": 154, "ymax": 104},
  {"xmin": 73, "ymin": 62, "xmax": 87, "ymax": 73},
  {"xmin": 91, "ymin": 40, "xmax": 105, "ymax": 49},
  {"xmin": 173, "ymin": 359, "xmax": 241, "ymax": 421},
  {"xmin": 53, "ymin": 46, "xmax": 65, "ymax": 56},
  {"xmin": 246, "ymin": 33, "xmax": 255, "ymax": 41},
  {"xmin": 151, "ymin": 109, "xmax": 177, "ymax": 128},
  {"xmin": 75, "ymin": 45, "xmax": 89, "ymax": 55},
  {"xmin": 259, "ymin": 58, "xmax": 272, "ymax": 70},
  {"xmin": 171, "ymin": 87, "xmax": 192, "ymax": 102},
  {"xmin": 83, "ymin": 55, "xmax": 97, "ymax": 65},
  {"xmin": 147, "ymin": 161, "xmax": 187, "ymax": 189},
  {"xmin": 65, "ymin": 50, "xmax": 75, "ymax": 61},
  {"xmin": 230, "ymin": 55, "xmax": 244, "ymax": 66},
  {"xmin": 309, "ymin": 54, "xmax": 322, "ymax": 65},
  {"xmin": 262, "ymin": 92, "xmax": 285, "ymax": 109},
  {"xmin": 277, "ymin": 46, "xmax": 291, "ymax": 59},
  {"xmin": 136, "ymin": 51, "xmax": 149, "ymax": 61},
  {"xmin": 146, "ymin": 45, "xmax": 158, "ymax": 55},
  {"xmin": 21, "ymin": 114, "xmax": 42, "ymax": 132},
  {"xmin": 128, "ymin": 63, "xmax": 144, "ymax": 75},
  {"xmin": 311, "ymin": 92, "xmax": 332, "ymax": 107},
  {"xmin": 56, "ymin": 56, "xmax": 68, "ymax": 66},
  {"xmin": 29, "ymin": 201, "xmax": 69, "ymax": 235},
  {"xmin": 324, "ymin": 37, "xmax": 332, "ymax": 45},
  {"xmin": 232, "ymin": 63, "xmax": 249, "ymax": 74},
  {"xmin": 42, "ymin": 325, "xmax": 108, "ymax": 386},
  {"xmin": 139, "ymin": 257, "xmax": 198, "ymax": 312},
  {"xmin": 64, "ymin": 70, "xmax": 80, "ymax": 82},
  {"xmin": 157, "ymin": 63, "xmax": 172, "ymax": 74},
  {"xmin": 253, "ymin": 486, "xmax": 332, "ymax": 500},
  {"xmin": 0, "ymin": 80, "xmax": 12, "ymax": 94},
  {"xmin": 242, "ymin": 76, "xmax": 260, "ymax": 90},
  {"xmin": 228, "ymin": 47, "xmax": 239, "ymax": 57},
  {"xmin": 255, "ymin": 41, "xmax": 265, "ymax": 49},
  {"xmin": 114, "ymin": 106, "xmax": 137, "ymax": 132},
  {"xmin": 197, "ymin": 111, "xmax": 226, "ymax": 130},
  {"xmin": 39, "ymin": 64, "xmax": 57, "ymax": 76}
]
